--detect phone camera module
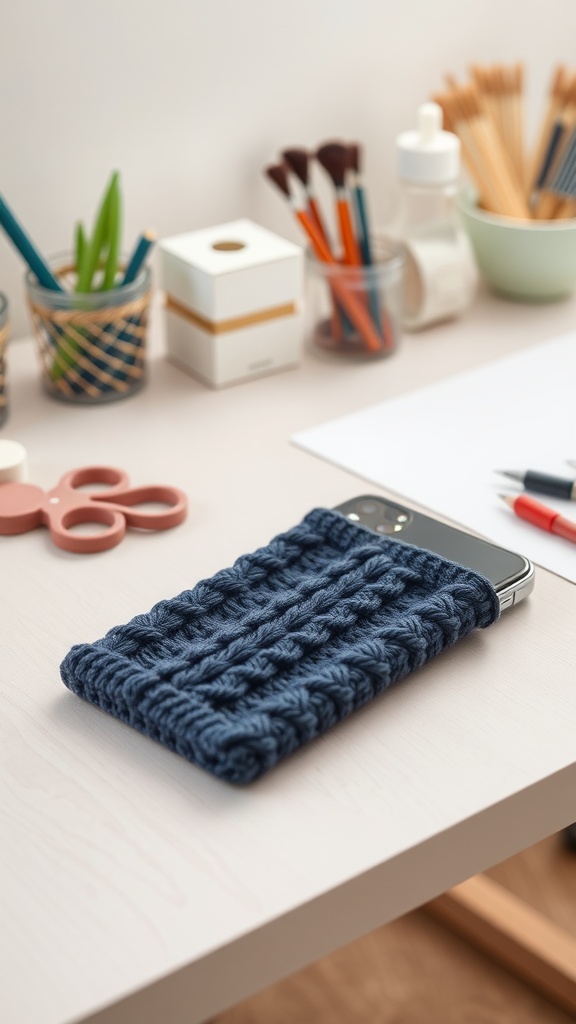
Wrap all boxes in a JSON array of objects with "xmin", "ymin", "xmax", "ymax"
[
  {"xmin": 346, "ymin": 498, "xmax": 413, "ymax": 534},
  {"xmin": 376, "ymin": 504, "xmax": 413, "ymax": 534}
]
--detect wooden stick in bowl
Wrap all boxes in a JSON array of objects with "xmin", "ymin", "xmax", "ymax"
[
  {"xmin": 440, "ymin": 83, "xmax": 531, "ymax": 219},
  {"xmin": 470, "ymin": 63, "xmax": 526, "ymax": 198}
]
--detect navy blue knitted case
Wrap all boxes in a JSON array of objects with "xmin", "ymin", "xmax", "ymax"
[{"xmin": 60, "ymin": 508, "xmax": 500, "ymax": 784}]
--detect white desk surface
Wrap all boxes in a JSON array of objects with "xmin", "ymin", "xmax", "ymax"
[{"xmin": 2, "ymin": 290, "xmax": 576, "ymax": 1024}]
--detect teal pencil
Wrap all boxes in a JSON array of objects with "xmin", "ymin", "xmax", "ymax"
[
  {"xmin": 121, "ymin": 230, "xmax": 156, "ymax": 285},
  {"xmin": 110, "ymin": 230, "xmax": 155, "ymax": 382},
  {"xmin": 347, "ymin": 144, "xmax": 384, "ymax": 340},
  {"xmin": 0, "ymin": 194, "xmax": 63, "ymax": 291}
]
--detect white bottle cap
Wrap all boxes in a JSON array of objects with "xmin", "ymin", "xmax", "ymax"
[
  {"xmin": 0, "ymin": 440, "xmax": 29, "ymax": 483},
  {"xmin": 397, "ymin": 102, "xmax": 460, "ymax": 184}
]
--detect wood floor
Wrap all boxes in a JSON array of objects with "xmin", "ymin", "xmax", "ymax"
[{"xmin": 214, "ymin": 834, "xmax": 576, "ymax": 1024}]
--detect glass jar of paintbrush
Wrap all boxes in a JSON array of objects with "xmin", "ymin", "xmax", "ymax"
[
  {"xmin": 264, "ymin": 141, "xmax": 404, "ymax": 360},
  {"xmin": 25, "ymin": 255, "xmax": 152, "ymax": 403},
  {"xmin": 306, "ymin": 239, "xmax": 404, "ymax": 359},
  {"xmin": 0, "ymin": 294, "xmax": 9, "ymax": 426}
]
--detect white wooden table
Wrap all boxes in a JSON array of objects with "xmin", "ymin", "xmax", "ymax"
[{"xmin": 2, "ymin": 289, "xmax": 576, "ymax": 1024}]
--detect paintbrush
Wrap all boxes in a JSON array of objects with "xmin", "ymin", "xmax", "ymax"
[
  {"xmin": 346, "ymin": 143, "xmax": 373, "ymax": 267},
  {"xmin": 346, "ymin": 142, "xmax": 386, "ymax": 341},
  {"xmin": 282, "ymin": 148, "xmax": 331, "ymax": 247},
  {"xmin": 264, "ymin": 163, "xmax": 384, "ymax": 353},
  {"xmin": 282, "ymin": 146, "xmax": 347, "ymax": 341},
  {"xmin": 316, "ymin": 142, "xmax": 363, "ymax": 265}
]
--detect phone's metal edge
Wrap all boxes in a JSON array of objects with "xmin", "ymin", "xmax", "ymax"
[{"xmin": 496, "ymin": 559, "xmax": 536, "ymax": 611}]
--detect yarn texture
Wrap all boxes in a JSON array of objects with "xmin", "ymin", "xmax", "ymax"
[{"xmin": 60, "ymin": 508, "xmax": 500, "ymax": 784}]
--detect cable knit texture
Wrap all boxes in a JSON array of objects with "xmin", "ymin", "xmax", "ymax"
[{"xmin": 60, "ymin": 508, "xmax": 500, "ymax": 784}]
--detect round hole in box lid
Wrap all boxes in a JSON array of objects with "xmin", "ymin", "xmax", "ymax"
[{"xmin": 211, "ymin": 240, "xmax": 246, "ymax": 251}]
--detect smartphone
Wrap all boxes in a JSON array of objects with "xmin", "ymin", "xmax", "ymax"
[{"xmin": 334, "ymin": 495, "xmax": 535, "ymax": 611}]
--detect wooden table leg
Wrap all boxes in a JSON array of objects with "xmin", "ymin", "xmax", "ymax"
[{"xmin": 426, "ymin": 874, "xmax": 576, "ymax": 1017}]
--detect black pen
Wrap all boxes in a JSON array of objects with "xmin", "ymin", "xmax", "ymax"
[{"xmin": 498, "ymin": 469, "xmax": 576, "ymax": 501}]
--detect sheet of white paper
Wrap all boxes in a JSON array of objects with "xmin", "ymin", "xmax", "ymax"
[{"xmin": 293, "ymin": 332, "xmax": 576, "ymax": 583}]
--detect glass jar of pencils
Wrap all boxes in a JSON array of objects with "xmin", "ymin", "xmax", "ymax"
[
  {"xmin": 25, "ymin": 254, "xmax": 152, "ymax": 404},
  {"xmin": 0, "ymin": 293, "xmax": 9, "ymax": 427},
  {"xmin": 306, "ymin": 239, "xmax": 404, "ymax": 360}
]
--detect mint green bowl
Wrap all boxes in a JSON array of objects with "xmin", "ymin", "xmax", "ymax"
[{"xmin": 458, "ymin": 190, "xmax": 576, "ymax": 302}]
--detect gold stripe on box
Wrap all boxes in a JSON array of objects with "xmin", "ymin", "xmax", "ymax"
[{"xmin": 165, "ymin": 295, "xmax": 297, "ymax": 335}]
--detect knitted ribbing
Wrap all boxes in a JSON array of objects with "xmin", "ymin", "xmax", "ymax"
[{"xmin": 60, "ymin": 508, "xmax": 500, "ymax": 783}]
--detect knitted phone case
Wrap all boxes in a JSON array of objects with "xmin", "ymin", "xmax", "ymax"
[{"xmin": 60, "ymin": 508, "xmax": 500, "ymax": 784}]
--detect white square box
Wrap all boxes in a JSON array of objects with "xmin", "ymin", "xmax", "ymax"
[{"xmin": 160, "ymin": 219, "xmax": 304, "ymax": 388}]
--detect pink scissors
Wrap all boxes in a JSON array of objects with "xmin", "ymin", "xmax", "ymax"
[{"xmin": 0, "ymin": 466, "xmax": 187, "ymax": 553}]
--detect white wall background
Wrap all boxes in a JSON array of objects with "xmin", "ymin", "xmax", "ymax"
[{"xmin": 2, "ymin": 0, "xmax": 576, "ymax": 337}]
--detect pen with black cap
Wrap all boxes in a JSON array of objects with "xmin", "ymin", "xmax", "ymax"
[{"xmin": 499, "ymin": 469, "xmax": 576, "ymax": 500}]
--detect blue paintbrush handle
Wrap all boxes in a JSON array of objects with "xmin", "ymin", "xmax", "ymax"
[
  {"xmin": 0, "ymin": 194, "xmax": 63, "ymax": 291},
  {"xmin": 353, "ymin": 185, "xmax": 383, "ymax": 338},
  {"xmin": 354, "ymin": 185, "xmax": 373, "ymax": 265}
]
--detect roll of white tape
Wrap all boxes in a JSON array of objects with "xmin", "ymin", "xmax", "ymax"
[
  {"xmin": 0, "ymin": 440, "xmax": 29, "ymax": 483},
  {"xmin": 402, "ymin": 235, "xmax": 478, "ymax": 328}
]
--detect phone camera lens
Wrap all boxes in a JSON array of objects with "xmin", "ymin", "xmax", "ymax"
[
  {"xmin": 358, "ymin": 500, "xmax": 378, "ymax": 515},
  {"xmin": 376, "ymin": 522, "xmax": 404, "ymax": 534}
]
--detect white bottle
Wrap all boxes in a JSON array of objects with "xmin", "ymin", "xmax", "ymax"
[{"xmin": 388, "ymin": 102, "xmax": 478, "ymax": 330}]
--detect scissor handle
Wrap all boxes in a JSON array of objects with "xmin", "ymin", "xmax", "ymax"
[
  {"xmin": 94, "ymin": 485, "xmax": 188, "ymax": 530},
  {"xmin": 49, "ymin": 504, "xmax": 127, "ymax": 554},
  {"xmin": 60, "ymin": 466, "xmax": 131, "ymax": 497}
]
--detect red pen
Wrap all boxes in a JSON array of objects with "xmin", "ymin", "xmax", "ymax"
[{"xmin": 500, "ymin": 493, "xmax": 576, "ymax": 544}]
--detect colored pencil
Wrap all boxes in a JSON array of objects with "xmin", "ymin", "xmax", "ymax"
[
  {"xmin": 0, "ymin": 194, "xmax": 63, "ymax": 291},
  {"xmin": 121, "ymin": 230, "xmax": 156, "ymax": 286}
]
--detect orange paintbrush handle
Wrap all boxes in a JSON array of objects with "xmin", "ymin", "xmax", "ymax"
[
  {"xmin": 295, "ymin": 208, "xmax": 382, "ymax": 353},
  {"xmin": 337, "ymin": 198, "xmax": 362, "ymax": 265},
  {"xmin": 306, "ymin": 197, "xmax": 342, "ymax": 341},
  {"xmin": 308, "ymin": 196, "xmax": 330, "ymax": 247},
  {"xmin": 296, "ymin": 208, "xmax": 333, "ymax": 262}
]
